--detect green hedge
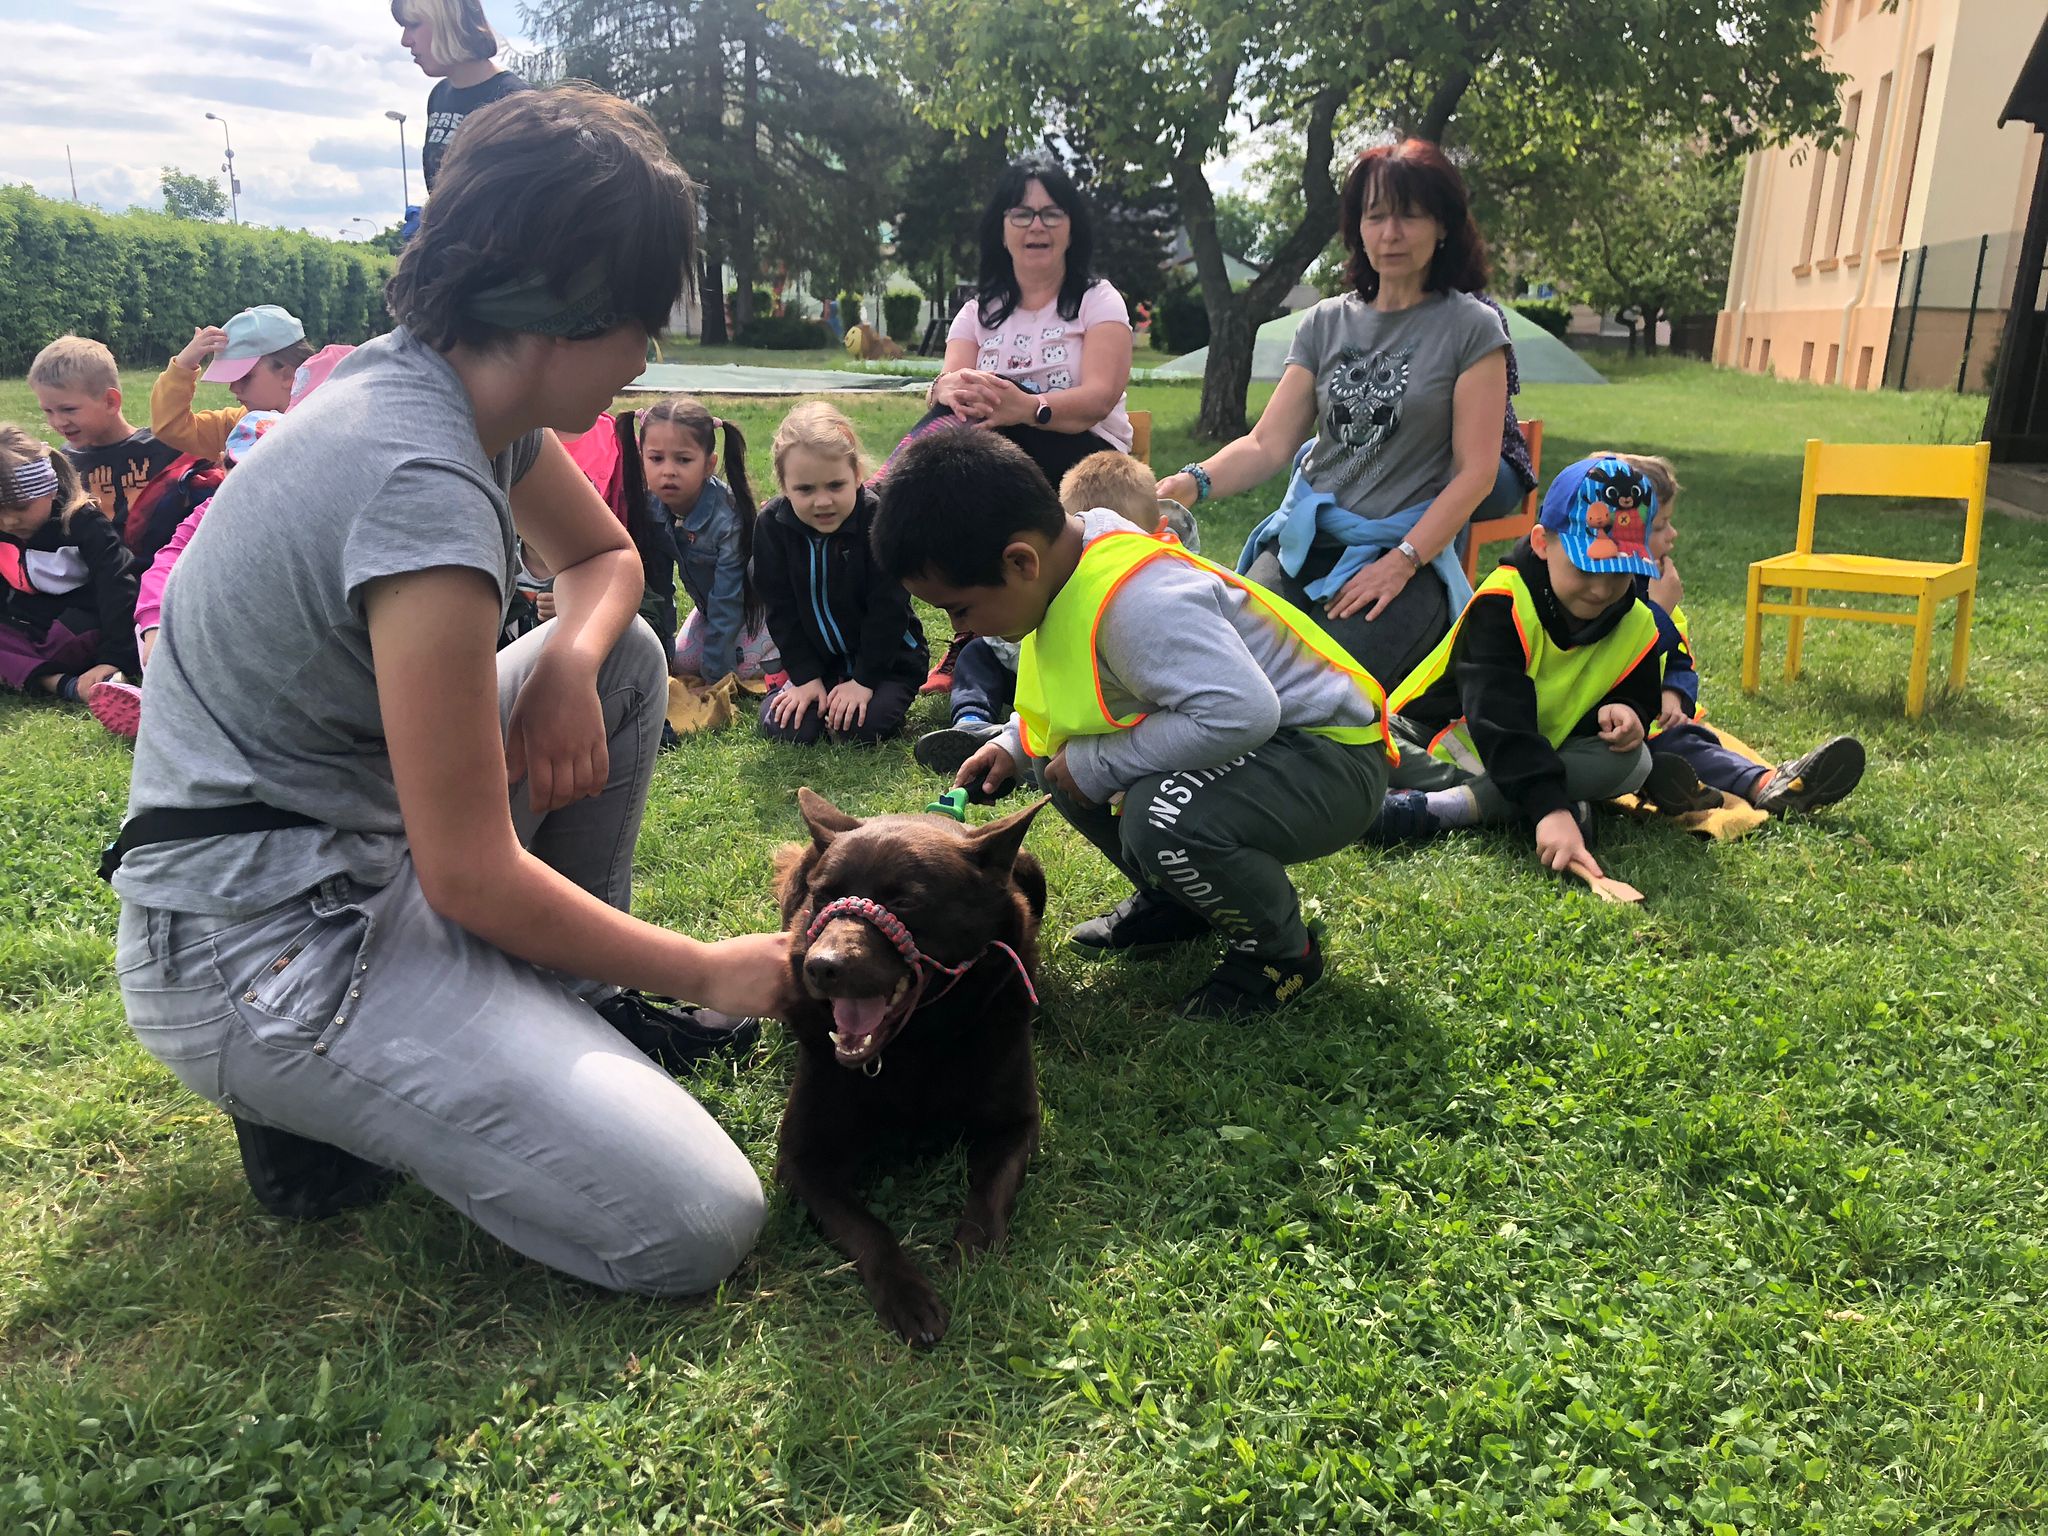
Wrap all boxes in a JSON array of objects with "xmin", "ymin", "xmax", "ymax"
[
  {"xmin": 883, "ymin": 292, "xmax": 921, "ymax": 344},
  {"xmin": 0, "ymin": 185, "xmax": 396, "ymax": 375},
  {"xmin": 1514, "ymin": 298, "xmax": 1572, "ymax": 339}
]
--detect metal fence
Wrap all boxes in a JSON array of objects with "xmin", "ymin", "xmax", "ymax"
[{"xmin": 1883, "ymin": 231, "xmax": 2023, "ymax": 393}]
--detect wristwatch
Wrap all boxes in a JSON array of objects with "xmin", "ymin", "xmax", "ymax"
[
  {"xmin": 1033, "ymin": 398, "xmax": 1054, "ymax": 426},
  {"xmin": 1395, "ymin": 539, "xmax": 1424, "ymax": 569}
]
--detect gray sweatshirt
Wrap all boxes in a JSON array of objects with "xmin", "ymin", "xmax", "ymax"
[{"xmin": 997, "ymin": 508, "xmax": 1381, "ymax": 802}]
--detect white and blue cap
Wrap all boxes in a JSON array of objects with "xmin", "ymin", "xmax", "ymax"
[
  {"xmin": 1537, "ymin": 455, "xmax": 1660, "ymax": 578},
  {"xmin": 202, "ymin": 304, "xmax": 306, "ymax": 383},
  {"xmin": 223, "ymin": 410, "xmax": 284, "ymax": 464}
]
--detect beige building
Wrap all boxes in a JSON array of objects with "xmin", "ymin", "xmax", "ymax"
[{"xmin": 1716, "ymin": 0, "xmax": 2044, "ymax": 393}]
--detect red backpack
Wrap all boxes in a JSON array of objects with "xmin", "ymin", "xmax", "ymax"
[{"xmin": 124, "ymin": 454, "xmax": 225, "ymax": 569}]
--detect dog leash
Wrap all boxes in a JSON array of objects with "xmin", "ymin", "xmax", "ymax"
[{"xmin": 804, "ymin": 895, "xmax": 1038, "ymax": 1072}]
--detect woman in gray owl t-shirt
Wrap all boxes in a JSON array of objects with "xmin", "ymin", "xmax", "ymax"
[{"xmin": 1159, "ymin": 141, "xmax": 1533, "ymax": 687}]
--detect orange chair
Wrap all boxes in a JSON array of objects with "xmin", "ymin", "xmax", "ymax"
[
  {"xmin": 1742, "ymin": 438, "xmax": 1989, "ymax": 718},
  {"xmin": 1460, "ymin": 418, "xmax": 1543, "ymax": 585}
]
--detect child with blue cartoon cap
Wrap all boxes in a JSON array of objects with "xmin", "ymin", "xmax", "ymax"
[{"xmin": 1368, "ymin": 453, "xmax": 1667, "ymax": 885}]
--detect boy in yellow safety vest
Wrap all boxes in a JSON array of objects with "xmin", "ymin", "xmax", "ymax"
[
  {"xmin": 873, "ymin": 429, "xmax": 1397, "ymax": 1022},
  {"xmin": 1370, "ymin": 455, "xmax": 1666, "ymax": 885},
  {"xmin": 1620, "ymin": 454, "xmax": 1867, "ymax": 818}
]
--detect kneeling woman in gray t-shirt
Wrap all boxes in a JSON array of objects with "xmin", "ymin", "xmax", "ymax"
[
  {"xmin": 109, "ymin": 86, "xmax": 789, "ymax": 1295},
  {"xmin": 1160, "ymin": 140, "xmax": 1534, "ymax": 690}
]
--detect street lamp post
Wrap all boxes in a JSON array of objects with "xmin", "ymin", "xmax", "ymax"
[
  {"xmin": 384, "ymin": 110, "xmax": 411, "ymax": 212},
  {"xmin": 203, "ymin": 111, "xmax": 240, "ymax": 224}
]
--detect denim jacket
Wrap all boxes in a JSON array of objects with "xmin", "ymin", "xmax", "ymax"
[{"xmin": 646, "ymin": 478, "xmax": 747, "ymax": 678}]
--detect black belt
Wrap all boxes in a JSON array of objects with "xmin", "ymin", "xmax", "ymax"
[{"xmin": 99, "ymin": 804, "xmax": 322, "ymax": 884}]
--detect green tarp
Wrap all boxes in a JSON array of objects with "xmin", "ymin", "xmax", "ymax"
[{"xmin": 624, "ymin": 362, "xmax": 927, "ymax": 395}]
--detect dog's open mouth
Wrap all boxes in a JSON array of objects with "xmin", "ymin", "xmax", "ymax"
[{"xmin": 821, "ymin": 973, "xmax": 915, "ymax": 1068}]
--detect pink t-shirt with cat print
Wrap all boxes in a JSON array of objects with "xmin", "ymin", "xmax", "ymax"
[{"xmin": 947, "ymin": 280, "xmax": 1134, "ymax": 453}]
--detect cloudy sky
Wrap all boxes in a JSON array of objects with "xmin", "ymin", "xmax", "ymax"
[{"xmin": 5, "ymin": 0, "xmax": 527, "ymax": 237}]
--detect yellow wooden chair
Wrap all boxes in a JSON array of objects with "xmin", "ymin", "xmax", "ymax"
[
  {"xmin": 1128, "ymin": 409, "xmax": 1152, "ymax": 466},
  {"xmin": 1742, "ymin": 438, "xmax": 1990, "ymax": 718}
]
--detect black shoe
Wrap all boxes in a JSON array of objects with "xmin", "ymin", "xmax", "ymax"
[
  {"xmin": 914, "ymin": 719, "xmax": 1003, "ymax": 779},
  {"xmin": 1573, "ymin": 800, "xmax": 1598, "ymax": 849},
  {"xmin": 1067, "ymin": 890, "xmax": 1211, "ymax": 960},
  {"xmin": 231, "ymin": 1117, "xmax": 401, "ymax": 1222},
  {"xmin": 1641, "ymin": 753, "xmax": 1722, "ymax": 814},
  {"xmin": 1180, "ymin": 931, "xmax": 1325, "ymax": 1022},
  {"xmin": 1752, "ymin": 735, "xmax": 1865, "ymax": 815},
  {"xmin": 597, "ymin": 990, "xmax": 761, "ymax": 1074},
  {"xmin": 1360, "ymin": 789, "xmax": 1439, "ymax": 845}
]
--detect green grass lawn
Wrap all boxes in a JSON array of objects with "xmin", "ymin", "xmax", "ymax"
[{"xmin": 4, "ymin": 355, "xmax": 2047, "ymax": 1532}]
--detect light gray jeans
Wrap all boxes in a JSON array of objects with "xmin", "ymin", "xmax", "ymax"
[{"xmin": 114, "ymin": 620, "xmax": 765, "ymax": 1296}]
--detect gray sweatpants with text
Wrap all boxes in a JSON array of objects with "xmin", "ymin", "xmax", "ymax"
[
  {"xmin": 1386, "ymin": 716, "xmax": 1650, "ymax": 819},
  {"xmin": 1045, "ymin": 727, "xmax": 1390, "ymax": 957}
]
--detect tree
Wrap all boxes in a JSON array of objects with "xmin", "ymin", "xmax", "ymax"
[
  {"xmin": 160, "ymin": 167, "xmax": 227, "ymax": 222},
  {"xmin": 1483, "ymin": 139, "xmax": 1743, "ymax": 355},
  {"xmin": 778, "ymin": 0, "xmax": 1845, "ymax": 439},
  {"xmin": 522, "ymin": 0, "xmax": 913, "ymax": 344}
]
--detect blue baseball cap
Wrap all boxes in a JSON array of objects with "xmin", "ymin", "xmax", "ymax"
[
  {"xmin": 1537, "ymin": 455, "xmax": 1660, "ymax": 578},
  {"xmin": 203, "ymin": 304, "xmax": 306, "ymax": 383}
]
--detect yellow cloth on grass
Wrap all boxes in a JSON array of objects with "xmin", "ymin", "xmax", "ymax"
[
  {"xmin": 1612, "ymin": 719, "xmax": 1771, "ymax": 841},
  {"xmin": 666, "ymin": 673, "xmax": 752, "ymax": 735}
]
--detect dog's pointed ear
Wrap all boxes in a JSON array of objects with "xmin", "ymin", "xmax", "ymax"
[
  {"xmin": 797, "ymin": 786, "xmax": 862, "ymax": 849},
  {"xmin": 963, "ymin": 794, "xmax": 1050, "ymax": 873}
]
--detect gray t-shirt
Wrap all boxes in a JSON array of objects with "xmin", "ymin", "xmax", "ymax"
[
  {"xmin": 1284, "ymin": 290, "xmax": 1509, "ymax": 518},
  {"xmin": 115, "ymin": 327, "xmax": 543, "ymax": 915}
]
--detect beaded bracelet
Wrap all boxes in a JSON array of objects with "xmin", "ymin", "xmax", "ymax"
[{"xmin": 1180, "ymin": 462, "xmax": 1213, "ymax": 502}]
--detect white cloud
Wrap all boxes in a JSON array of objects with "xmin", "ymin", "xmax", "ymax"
[{"xmin": 5, "ymin": 0, "xmax": 527, "ymax": 237}]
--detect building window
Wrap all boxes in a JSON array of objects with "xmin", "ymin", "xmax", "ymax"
[
  {"xmin": 1887, "ymin": 48, "xmax": 1935, "ymax": 250},
  {"xmin": 1824, "ymin": 92, "xmax": 1861, "ymax": 259},
  {"xmin": 1825, "ymin": 343, "xmax": 1840, "ymax": 384},
  {"xmin": 1799, "ymin": 341, "xmax": 1816, "ymax": 381},
  {"xmin": 1856, "ymin": 346, "xmax": 1875, "ymax": 390},
  {"xmin": 1744, "ymin": 336, "xmax": 1756, "ymax": 369},
  {"xmin": 1832, "ymin": 0, "xmax": 1851, "ymax": 39},
  {"xmin": 1848, "ymin": 73, "xmax": 1892, "ymax": 260},
  {"xmin": 1759, "ymin": 338, "xmax": 1774, "ymax": 374},
  {"xmin": 1799, "ymin": 140, "xmax": 1830, "ymax": 267}
]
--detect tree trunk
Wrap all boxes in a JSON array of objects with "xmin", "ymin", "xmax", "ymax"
[
  {"xmin": 700, "ymin": 245, "xmax": 729, "ymax": 346},
  {"xmin": 1414, "ymin": 67, "xmax": 1473, "ymax": 143},
  {"xmin": 696, "ymin": 17, "xmax": 731, "ymax": 346},
  {"xmin": 1174, "ymin": 84, "xmax": 1349, "ymax": 442},
  {"xmin": 1642, "ymin": 305, "xmax": 1662, "ymax": 355},
  {"xmin": 732, "ymin": 34, "xmax": 760, "ymax": 334}
]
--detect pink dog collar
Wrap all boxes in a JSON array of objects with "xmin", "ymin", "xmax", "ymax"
[{"xmin": 804, "ymin": 895, "xmax": 1038, "ymax": 1014}]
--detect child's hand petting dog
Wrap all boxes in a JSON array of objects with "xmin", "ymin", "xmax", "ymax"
[
  {"xmin": 1597, "ymin": 702, "xmax": 1645, "ymax": 752},
  {"xmin": 955, "ymin": 738, "xmax": 1021, "ymax": 799}
]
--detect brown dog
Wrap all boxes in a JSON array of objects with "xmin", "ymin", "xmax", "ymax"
[{"xmin": 773, "ymin": 787, "xmax": 1048, "ymax": 1344}]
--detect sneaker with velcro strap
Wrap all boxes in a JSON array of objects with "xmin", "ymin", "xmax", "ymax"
[{"xmin": 596, "ymin": 989, "xmax": 761, "ymax": 1075}]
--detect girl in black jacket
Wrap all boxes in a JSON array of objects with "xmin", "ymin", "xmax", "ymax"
[
  {"xmin": 756, "ymin": 403, "xmax": 927, "ymax": 745},
  {"xmin": 0, "ymin": 423, "xmax": 139, "ymax": 708}
]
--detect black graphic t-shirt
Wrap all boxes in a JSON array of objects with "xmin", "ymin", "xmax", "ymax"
[
  {"xmin": 1284, "ymin": 290, "xmax": 1508, "ymax": 519},
  {"xmin": 64, "ymin": 430, "xmax": 182, "ymax": 538},
  {"xmin": 421, "ymin": 69, "xmax": 532, "ymax": 192}
]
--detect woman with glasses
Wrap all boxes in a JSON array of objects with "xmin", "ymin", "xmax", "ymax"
[{"xmin": 887, "ymin": 159, "xmax": 1135, "ymax": 489}]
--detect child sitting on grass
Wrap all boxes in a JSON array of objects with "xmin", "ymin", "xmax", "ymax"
[
  {"xmin": 1369, "ymin": 454, "xmax": 1662, "ymax": 887},
  {"xmin": 636, "ymin": 395, "xmax": 779, "ymax": 685},
  {"xmin": 0, "ymin": 423, "xmax": 139, "ymax": 713},
  {"xmin": 28, "ymin": 336, "xmax": 181, "ymax": 536},
  {"xmin": 915, "ymin": 447, "xmax": 1197, "ymax": 779},
  {"xmin": 876, "ymin": 429, "xmax": 1395, "ymax": 1023},
  {"xmin": 755, "ymin": 401, "xmax": 926, "ymax": 745},
  {"xmin": 1617, "ymin": 454, "xmax": 1866, "ymax": 817},
  {"xmin": 151, "ymin": 306, "xmax": 314, "ymax": 460}
]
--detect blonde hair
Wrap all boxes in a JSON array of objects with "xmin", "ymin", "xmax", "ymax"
[
  {"xmin": 0, "ymin": 423, "xmax": 95, "ymax": 528},
  {"xmin": 28, "ymin": 335, "xmax": 119, "ymax": 396},
  {"xmin": 1616, "ymin": 453, "xmax": 1681, "ymax": 509},
  {"xmin": 1059, "ymin": 449, "xmax": 1158, "ymax": 527},
  {"xmin": 771, "ymin": 400, "xmax": 869, "ymax": 485},
  {"xmin": 390, "ymin": 0, "xmax": 498, "ymax": 62}
]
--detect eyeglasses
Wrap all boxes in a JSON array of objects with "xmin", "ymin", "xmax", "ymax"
[{"xmin": 1005, "ymin": 206, "xmax": 1069, "ymax": 229}]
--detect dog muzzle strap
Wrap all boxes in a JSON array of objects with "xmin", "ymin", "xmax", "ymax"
[{"xmin": 804, "ymin": 895, "xmax": 1038, "ymax": 1012}]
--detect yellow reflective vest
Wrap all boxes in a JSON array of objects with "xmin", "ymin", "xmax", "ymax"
[
  {"xmin": 1014, "ymin": 528, "xmax": 1397, "ymax": 764},
  {"xmin": 1388, "ymin": 564, "xmax": 1659, "ymax": 772}
]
